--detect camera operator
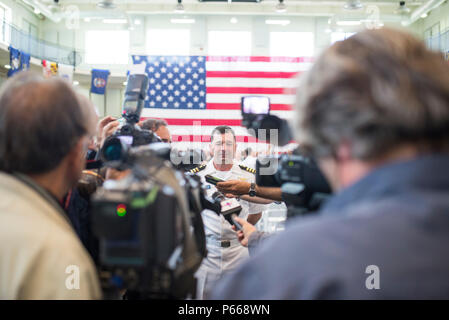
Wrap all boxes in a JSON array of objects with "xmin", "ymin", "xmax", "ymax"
[
  {"xmin": 0, "ymin": 72, "xmax": 101, "ymax": 299},
  {"xmin": 140, "ymin": 118, "xmax": 172, "ymax": 143},
  {"xmin": 212, "ymin": 28, "xmax": 449, "ymax": 299}
]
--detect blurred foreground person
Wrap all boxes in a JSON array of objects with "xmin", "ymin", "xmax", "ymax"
[
  {"xmin": 212, "ymin": 28, "xmax": 449, "ymax": 299},
  {"xmin": 0, "ymin": 72, "xmax": 102, "ymax": 299}
]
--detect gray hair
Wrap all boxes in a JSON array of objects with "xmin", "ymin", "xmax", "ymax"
[
  {"xmin": 140, "ymin": 118, "xmax": 168, "ymax": 131},
  {"xmin": 0, "ymin": 72, "xmax": 88, "ymax": 174},
  {"xmin": 295, "ymin": 28, "xmax": 449, "ymax": 160}
]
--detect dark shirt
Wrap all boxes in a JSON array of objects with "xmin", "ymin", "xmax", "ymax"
[
  {"xmin": 211, "ymin": 154, "xmax": 449, "ymax": 299},
  {"xmin": 63, "ymin": 187, "xmax": 100, "ymax": 264}
]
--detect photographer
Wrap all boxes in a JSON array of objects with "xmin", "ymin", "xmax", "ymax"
[
  {"xmin": 0, "ymin": 72, "xmax": 101, "ymax": 299},
  {"xmin": 140, "ymin": 118, "xmax": 172, "ymax": 143},
  {"xmin": 212, "ymin": 28, "xmax": 449, "ymax": 299}
]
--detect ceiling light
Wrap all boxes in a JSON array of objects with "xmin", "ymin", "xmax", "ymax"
[
  {"xmin": 103, "ymin": 19, "xmax": 128, "ymax": 24},
  {"xmin": 34, "ymin": 8, "xmax": 40, "ymax": 15},
  {"xmin": 84, "ymin": 17, "xmax": 91, "ymax": 22},
  {"xmin": 275, "ymin": 0, "xmax": 286, "ymax": 13},
  {"xmin": 73, "ymin": 81, "xmax": 79, "ymax": 86},
  {"xmin": 123, "ymin": 81, "xmax": 128, "ymax": 86},
  {"xmin": 170, "ymin": 18, "xmax": 195, "ymax": 24},
  {"xmin": 343, "ymin": 0, "xmax": 364, "ymax": 10},
  {"xmin": 4, "ymin": 64, "xmax": 11, "ymax": 69},
  {"xmin": 230, "ymin": 17, "xmax": 238, "ymax": 24},
  {"xmin": 175, "ymin": 0, "xmax": 185, "ymax": 13},
  {"xmin": 421, "ymin": 13, "xmax": 428, "ymax": 18},
  {"xmin": 134, "ymin": 19, "xmax": 141, "ymax": 25},
  {"xmin": 97, "ymin": 0, "xmax": 116, "ymax": 9},
  {"xmin": 265, "ymin": 19, "xmax": 290, "ymax": 26},
  {"xmin": 395, "ymin": 1, "xmax": 411, "ymax": 14}
]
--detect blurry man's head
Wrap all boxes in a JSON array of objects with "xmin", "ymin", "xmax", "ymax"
[
  {"xmin": 210, "ymin": 126, "xmax": 237, "ymax": 166},
  {"xmin": 0, "ymin": 72, "xmax": 96, "ymax": 197},
  {"xmin": 296, "ymin": 28, "xmax": 449, "ymax": 191},
  {"xmin": 140, "ymin": 118, "xmax": 171, "ymax": 143}
]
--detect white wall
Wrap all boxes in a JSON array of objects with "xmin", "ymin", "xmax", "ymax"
[
  {"xmin": 38, "ymin": 14, "xmax": 337, "ymax": 117},
  {"xmin": 6, "ymin": 3, "xmax": 443, "ymax": 118},
  {"xmin": 0, "ymin": 0, "xmax": 41, "ymax": 31},
  {"xmin": 411, "ymin": 1, "xmax": 449, "ymax": 36}
]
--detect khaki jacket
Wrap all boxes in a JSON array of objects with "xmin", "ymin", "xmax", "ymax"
[{"xmin": 0, "ymin": 172, "xmax": 102, "ymax": 299}]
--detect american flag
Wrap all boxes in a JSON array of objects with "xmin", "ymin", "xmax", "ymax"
[{"xmin": 131, "ymin": 55, "xmax": 313, "ymax": 153}]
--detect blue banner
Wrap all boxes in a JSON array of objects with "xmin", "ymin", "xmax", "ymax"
[
  {"xmin": 7, "ymin": 46, "xmax": 21, "ymax": 78},
  {"xmin": 20, "ymin": 52, "xmax": 30, "ymax": 71},
  {"xmin": 90, "ymin": 69, "xmax": 110, "ymax": 95}
]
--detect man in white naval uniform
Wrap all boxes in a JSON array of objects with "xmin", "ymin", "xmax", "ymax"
[{"xmin": 191, "ymin": 126, "xmax": 266, "ymax": 299}]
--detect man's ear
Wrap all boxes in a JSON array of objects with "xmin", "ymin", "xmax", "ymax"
[{"xmin": 66, "ymin": 137, "xmax": 87, "ymax": 167}]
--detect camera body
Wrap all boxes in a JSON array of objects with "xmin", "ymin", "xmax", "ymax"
[
  {"xmin": 91, "ymin": 73, "xmax": 208, "ymax": 298},
  {"xmin": 99, "ymin": 74, "xmax": 161, "ymax": 169},
  {"xmin": 92, "ymin": 145, "xmax": 206, "ymax": 299},
  {"xmin": 241, "ymin": 96, "xmax": 293, "ymax": 147},
  {"xmin": 256, "ymin": 151, "xmax": 332, "ymax": 216}
]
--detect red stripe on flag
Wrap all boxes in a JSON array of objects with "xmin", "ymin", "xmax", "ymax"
[
  {"xmin": 141, "ymin": 117, "xmax": 242, "ymax": 126},
  {"xmin": 206, "ymin": 56, "xmax": 314, "ymax": 63},
  {"xmin": 171, "ymin": 135, "xmax": 270, "ymax": 143},
  {"xmin": 206, "ymin": 87, "xmax": 294, "ymax": 94},
  {"xmin": 206, "ymin": 103, "xmax": 293, "ymax": 111},
  {"xmin": 206, "ymin": 71, "xmax": 298, "ymax": 78}
]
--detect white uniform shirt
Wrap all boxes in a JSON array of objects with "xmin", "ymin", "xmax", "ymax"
[
  {"xmin": 194, "ymin": 158, "xmax": 267, "ymax": 299},
  {"xmin": 196, "ymin": 158, "xmax": 266, "ymax": 241}
]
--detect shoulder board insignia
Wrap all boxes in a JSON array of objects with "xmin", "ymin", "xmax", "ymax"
[
  {"xmin": 239, "ymin": 165, "xmax": 256, "ymax": 174},
  {"xmin": 188, "ymin": 164, "xmax": 207, "ymax": 174}
]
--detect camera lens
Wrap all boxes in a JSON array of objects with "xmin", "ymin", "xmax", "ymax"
[
  {"xmin": 101, "ymin": 138, "xmax": 125, "ymax": 162},
  {"xmin": 104, "ymin": 144, "xmax": 122, "ymax": 162}
]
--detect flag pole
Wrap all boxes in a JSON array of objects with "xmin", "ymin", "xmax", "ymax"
[
  {"xmin": 104, "ymin": 87, "xmax": 107, "ymax": 116},
  {"xmin": 89, "ymin": 70, "xmax": 92, "ymax": 101}
]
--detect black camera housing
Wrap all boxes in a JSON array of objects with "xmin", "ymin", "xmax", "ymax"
[
  {"xmin": 256, "ymin": 151, "xmax": 332, "ymax": 215},
  {"xmin": 240, "ymin": 96, "xmax": 293, "ymax": 146},
  {"xmin": 99, "ymin": 73, "xmax": 161, "ymax": 169},
  {"xmin": 91, "ymin": 146, "xmax": 206, "ymax": 298}
]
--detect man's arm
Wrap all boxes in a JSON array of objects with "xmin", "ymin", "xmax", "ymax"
[
  {"xmin": 217, "ymin": 180, "xmax": 283, "ymax": 202},
  {"xmin": 238, "ymin": 194, "xmax": 273, "ymax": 204}
]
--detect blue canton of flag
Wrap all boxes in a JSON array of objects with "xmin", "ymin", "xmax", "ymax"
[{"xmin": 131, "ymin": 55, "xmax": 206, "ymax": 109}]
